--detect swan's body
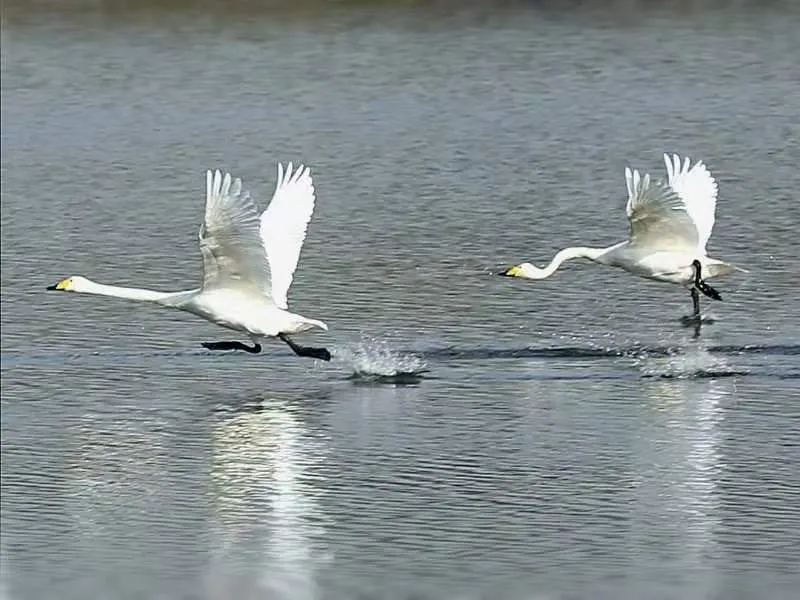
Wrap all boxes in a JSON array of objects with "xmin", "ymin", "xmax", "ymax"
[
  {"xmin": 48, "ymin": 164, "xmax": 331, "ymax": 360},
  {"xmin": 502, "ymin": 153, "xmax": 741, "ymax": 322},
  {"xmin": 520, "ymin": 242, "xmax": 735, "ymax": 286}
]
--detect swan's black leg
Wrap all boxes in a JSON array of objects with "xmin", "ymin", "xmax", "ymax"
[
  {"xmin": 202, "ymin": 341, "xmax": 262, "ymax": 354},
  {"xmin": 682, "ymin": 260, "xmax": 722, "ymax": 334},
  {"xmin": 278, "ymin": 333, "xmax": 331, "ymax": 361},
  {"xmin": 691, "ymin": 287, "xmax": 702, "ymax": 338},
  {"xmin": 693, "ymin": 259, "xmax": 722, "ymax": 301},
  {"xmin": 691, "ymin": 287, "xmax": 701, "ymax": 319},
  {"xmin": 681, "ymin": 287, "xmax": 703, "ymax": 332}
]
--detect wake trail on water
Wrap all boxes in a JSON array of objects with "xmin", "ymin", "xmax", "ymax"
[{"xmin": 3, "ymin": 340, "xmax": 796, "ymax": 380}]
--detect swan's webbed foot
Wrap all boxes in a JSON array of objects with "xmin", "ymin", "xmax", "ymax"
[
  {"xmin": 302, "ymin": 346, "xmax": 332, "ymax": 361},
  {"xmin": 697, "ymin": 280, "xmax": 722, "ymax": 301},
  {"xmin": 202, "ymin": 341, "xmax": 262, "ymax": 354},
  {"xmin": 278, "ymin": 333, "xmax": 332, "ymax": 362}
]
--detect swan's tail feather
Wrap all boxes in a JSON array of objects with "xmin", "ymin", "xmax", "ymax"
[
  {"xmin": 289, "ymin": 316, "xmax": 328, "ymax": 333},
  {"xmin": 704, "ymin": 261, "xmax": 747, "ymax": 279}
]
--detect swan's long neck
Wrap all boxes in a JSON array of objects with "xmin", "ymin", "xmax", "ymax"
[
  {"xmin": 74, "ymin": 280, "xmax": 195, "ymax": 307},
  {"xmin": 525, "ymin": 246, "xmax": 614, "ymax": 279}
]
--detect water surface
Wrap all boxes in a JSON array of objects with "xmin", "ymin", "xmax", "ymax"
[{"xmin": 2, "ymin": 2, "xmax": 799, "ymax": 599}]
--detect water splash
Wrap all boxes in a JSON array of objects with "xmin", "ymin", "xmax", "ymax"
[
  {"xmin": 634, "ymin": 344, "xmax": 744, "ymax": 379},
  {"xmin": 334, "ymin": 336, "xmax": 428, "ymax": 380}
]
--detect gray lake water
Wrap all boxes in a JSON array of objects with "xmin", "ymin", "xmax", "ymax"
[{"xmin": 2, "ymin": 2, "xmax": 800, "ymax": 599}]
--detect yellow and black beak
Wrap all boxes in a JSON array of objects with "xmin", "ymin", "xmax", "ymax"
[
  {"xmin": 497, "ymin": 265, "xmax": 523, "ymax": 277},
  {"xmin": 47, "ymin": 278, "xmax": 69, "ymax": 291}
]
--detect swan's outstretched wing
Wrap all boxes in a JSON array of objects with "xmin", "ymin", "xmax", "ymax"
[
  {"xmin": 199, "ymin": 169, "xmax": 271, "ymax": 294},
  {"xmin": 662, "ymin": 153, "xmax": 718, "ymax": 251},
  {"xmin": 259, "ymin": 163, "xmax": 316, "ymax": 310},
  {"xmin": 625, "ymin": 153, "xmax": 718, "ymax": 252}
]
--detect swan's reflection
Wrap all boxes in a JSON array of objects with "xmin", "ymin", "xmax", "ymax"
[
  {"xmin": 207, "ymin": 392, "xmax": 331, "ymax": 600},
  {"xmin": 631, "ymin": 377, "xmax": 729, "ymax": 590}
]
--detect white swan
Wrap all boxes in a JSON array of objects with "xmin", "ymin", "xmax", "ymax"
[
  {"xmin": 47, "ymin": 163, "xmax": 331, "ymax": 361},
  {"xmin": 500, "ymin": 153, "xmax": 742, "ymax": 322}
]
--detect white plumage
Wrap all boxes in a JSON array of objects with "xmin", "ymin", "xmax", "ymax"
[
  {"xmin": 501, "ymin": 153, "xmax": 742, "ymax": 322},
  {"xmin": 625, "ymin": 153, "xmax": 718, "ymax": 253},
  {"xmin": 48, "ymin": 163, "xmax": 331, "ymax": 361},
  {"xmin": 260, "ymin": 163, "xmax": 318, "ymax": 310}
]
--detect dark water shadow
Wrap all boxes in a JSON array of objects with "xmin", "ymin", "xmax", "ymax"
[
  {"xmin": 642, "ymin": 369, "xmax": 750, "ymax": 380},
  {"xmin": 2, "ymin": 343, "xmax": 797, "ymax": 369},
  {"xmin": 415, "ymin": 343, "xmax": 800, "ymax": 361}
]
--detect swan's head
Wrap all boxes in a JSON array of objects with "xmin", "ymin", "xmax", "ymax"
[
  {"xmin": 498, "ymin": 263, "xmax": 536, "ymax": 279},
  {"xmin": 47, "ymin": 275, "xmax": 91, "ymax": 292}
]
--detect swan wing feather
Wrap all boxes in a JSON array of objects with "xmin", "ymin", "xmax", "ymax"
[
  {"xmin": 662, "ymin": 152, "xmax": 718, "ymax": 251},
  {"xmin": 258, "ymin": 162, "xmax": 316, "ymax": 310},
  {"xmin": 199, "ymin": 169, "xmax": 272, "ymax": 296},
  {"xmin": 625, "ymin": 153, "xmax": 717, "ymax": 252}
]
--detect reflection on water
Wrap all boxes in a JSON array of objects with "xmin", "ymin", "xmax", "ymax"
[
  {"xmin": 208, "ymin": 397, "xmax": 331, "ymax": 600},
  {"xmin": 630, "ymin": 379, "xmax": 729, "ymax": 596},
  {"xmin": 683, "ymin": 381, "xmax": 726, "ymax": 563}
]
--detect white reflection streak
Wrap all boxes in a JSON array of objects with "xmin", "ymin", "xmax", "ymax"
[
  {"xmin": 208, "ymin": 402, "xmax": 328, "ymax": 600},
  {"xmin": 643, "ymin": 379, "xmax": 727, "ymax": 577},
  {"xmin": 263, "ymin": 410, "xmax": 322, "ymax": 600},
  {"xmin": 681, "ymin": 381, "xmax": 725, "ymax": 562}
]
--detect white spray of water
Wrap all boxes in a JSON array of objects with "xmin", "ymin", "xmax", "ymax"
[
  {"xmin": 635, "ymin": 344, "xmax": 737, "ymax": 378},
  {"xmin": 334, "ymin": 335, "xmax": 428, "ymax": 378}
]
